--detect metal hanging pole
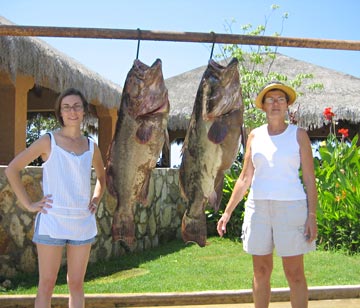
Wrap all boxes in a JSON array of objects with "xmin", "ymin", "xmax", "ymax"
[{"xmin": 0, "ymin": 25, "xmax": 360, "ymax": 51}]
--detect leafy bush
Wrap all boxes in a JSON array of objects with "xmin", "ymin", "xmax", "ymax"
[
  {"xmin": 211, "ymin": 133, "xmax": 360, "ymax": 254},
  {"xmin": 206, "ymin": 159, "xmax": 245, "ymax": 240},
  {"xmin": 221, "ymin": 160, "xmax": 246, "ymax": 240},
  {"xmin": 315, "ymin": 134, "xmax": 360, "ymax": 254},
  {"xmin": 208, "ymin": 108, "xmax": 360, "ymax": 254}
]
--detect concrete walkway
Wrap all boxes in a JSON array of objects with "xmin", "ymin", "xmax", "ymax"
[
  {"xmin": 1, "ymin": 285, "xmax": 359, "ymax": 308},
  {"xmin": 140, "ymin": 299, "xmax": 360, "ymax": 307}
]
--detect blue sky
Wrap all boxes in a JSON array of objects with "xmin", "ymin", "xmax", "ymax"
[{"xmin": 2, "ymin": 0, "xmax": 360, "ymax": 86}]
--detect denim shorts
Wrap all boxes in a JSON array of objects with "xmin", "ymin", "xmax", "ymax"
[
  {"xmin": 241, "ymin": 199, "xmax": 316, "ymax": 257},
  {"xmin": 32, "ymin": 215, "xmax": 96, "ymax": 246}
]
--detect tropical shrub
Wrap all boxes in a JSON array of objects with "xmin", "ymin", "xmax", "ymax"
[
  {"xmin": 315, "ymin": 121, "xmax": 360, "ymax": 254},
  {"xmin": 205, "ymin": 159, "xmax": 245, "ymax": 239}
]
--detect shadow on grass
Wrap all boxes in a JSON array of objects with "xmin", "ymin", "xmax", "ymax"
[
  {"xmin": 7, "ymin": 238, "xmax": 189, "ymax": 291},
  {"xmin": 85, "ymin": 238, "xmax": 189, "ymax": 282}
]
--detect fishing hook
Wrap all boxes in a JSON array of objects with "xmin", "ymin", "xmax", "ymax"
[
  {"xmin": 136, "ymin": 28, "xmax": 141, "ymax": 60},
  {"xmin": 209, "ymin": 31, "xmax": 216, "ymax": 60}
]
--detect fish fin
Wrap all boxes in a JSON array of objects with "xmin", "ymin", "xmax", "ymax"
[
  {"xmin": 105, "ymin": 139, "xmax": 117, "ymax": 197},
  {"xmin": 178, "ymin": 163, "xmax": 189, "ymax": 202},
  {"xmin": 138, "ymin": 174, "xmax": 151, "ymax": 206},
  {"xmin": 105, "ymin": 165, "xmax": 117, "ymax": 197},
  {"xmin": 208, "ymin": 120, "xmax": 228, "ymax": 144},
  {"xmin": 164, "ymin": 129, "xmax": 170, "ymax": 151},
  {"xmin": 180, "ymin": 137, "xmax": 189, "ymax": 156},
  {"xmin": 181, "ymin": 113, "xmax": 196, "ymax": 154},
  {"xmin": 136, "ymin": 123, "xmax": 153, "ymax": 144},
  {"xmin": 208, "ymin": 172, "xmax": 225, "ymax": 212},
  {"xmin": 208, "ymin": 190, "xmax": 218, "ymax": 209}
]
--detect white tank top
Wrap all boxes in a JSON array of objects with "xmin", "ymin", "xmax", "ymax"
[
  {"xmin": 248, "ymin": 124, "xmax": 306, "ymax": 201},
  {"xmin": 36, "ymin": 132, "xmax": 97, "ymax": 240}
]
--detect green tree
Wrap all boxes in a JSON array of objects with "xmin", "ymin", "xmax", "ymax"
[
  {"xmin": 220, "ymin": 5, "xmax": 323, "ymax": 130},
  {"xmin": 26, "ymin": 112, "xmax": 60, "ymax": 165}
]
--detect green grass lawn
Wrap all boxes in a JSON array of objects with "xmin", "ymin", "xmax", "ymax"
[{"xmin": 4, "ymin": 236, "xmax": 360, "ymax": 295}]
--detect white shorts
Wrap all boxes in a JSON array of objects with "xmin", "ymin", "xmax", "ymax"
[{"xmin": 241, "ymin": 199, "xmax": 316, "ymax": 257}]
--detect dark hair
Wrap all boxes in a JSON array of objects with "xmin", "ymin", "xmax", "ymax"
[{"xmin": 54, "ymin": 88, "xmax": 89, "ymax": 127}]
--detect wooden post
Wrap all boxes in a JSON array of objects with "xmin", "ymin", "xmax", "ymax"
[
  {"xmin": 94, "ymin": 104, "xmax": 118, "ymax": 161},
  {"xmin": 0, "ymin": 74, "xmax": 34, "ymax": 164}
]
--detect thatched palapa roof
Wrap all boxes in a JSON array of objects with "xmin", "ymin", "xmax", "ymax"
[
  {"xmin": 165, "ymin": 64, "xmax": 206, "ymax": 131},
  {"xmin": 165, "ymin": 53, "xmax": 360, "ymax": 131},
  {"xmin": 0, "ymin": 16, "xmax": 121, "ymax": 108},
  {"xmin": 277, "ymin": 54, "xmax": 360, "ymax": 130}
]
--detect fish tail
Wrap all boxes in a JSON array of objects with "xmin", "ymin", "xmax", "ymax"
[{"xmin": 181, "ymin": 209, "xmax": 207, "ymax": 247}]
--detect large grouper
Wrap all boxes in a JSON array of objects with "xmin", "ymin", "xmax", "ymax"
[
  {"xmin": 106, "ymin": 59, "xmax": 169, "ymax": 251},
  {"xmin": 179, "ymin": 58, "xmax": 243, "ymax": 247}
]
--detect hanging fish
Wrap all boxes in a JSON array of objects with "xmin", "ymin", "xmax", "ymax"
[
  {"xmin": 106, "ymin": 59, "xmax": 169, "ymax": 251},
  {"xmin": 179, "ymin": 58, "xmax": 243, "ymax": 247}
]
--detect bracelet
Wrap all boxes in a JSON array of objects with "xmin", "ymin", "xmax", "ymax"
[
  {"xmin": 91, "ymin": 202, "xmax": 98, "ymax": 208},
  {"xmin": 308, "ymin": 212, "xmax": 316, "ymax": 217}
]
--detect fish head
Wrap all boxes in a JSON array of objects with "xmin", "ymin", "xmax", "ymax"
[
  {"xmin": 122, "ymin": 58, "xmax": 169, "ymax": 119},
  {"xmin": 202, "ymin": 58, "xmax": 243, "ymax": 121}
]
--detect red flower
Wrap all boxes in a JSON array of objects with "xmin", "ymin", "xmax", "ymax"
[
  {"xmin": 323, "ymin": 107, "xmax": 335, "ymax": 121},
  {"xmin": 338, "ymin": 128, "xmax": 349, "ymax": 138}
]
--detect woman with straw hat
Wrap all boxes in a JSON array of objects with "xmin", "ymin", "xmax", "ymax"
[{"xmin": 217, "ymin": 81, "xmax": 317, "ymax": 307}]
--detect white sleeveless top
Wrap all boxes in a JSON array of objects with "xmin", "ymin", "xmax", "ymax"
[
  {"xmin": 248, "ymin": 124, "xmax": 306, "ymax": 201},
  {"xmin": 36, "ymin": 132, "xmax": 97, "ymax": 240}
]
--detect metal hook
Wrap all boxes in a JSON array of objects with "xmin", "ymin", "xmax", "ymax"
[
  {"xmin": 136, "ymin": 28, "xmax": 141, "ymax": 59},
  {"xmin": 209, "ymin": 31, "xmax": 216, "ymax": 60}
]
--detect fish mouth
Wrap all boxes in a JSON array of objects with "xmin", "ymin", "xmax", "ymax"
[
  {"xmin": 112, "ymin": 220, "xmax": 137, "ymax": 252},
  {"xmin": 126, "ymin": 97, "xmax": 169, "ymax": 120},
  {"xmin": 202, "ymin": 59, "xmax": 242, "ymax": 120},
  {"xmin": 129, "ymin": 95, "xmax": 169, "ymax": 119},
  {"xmin": 147, "ymin": 98, "xmax": 169, "ymax": 115},
  {"xmin": 133, "ymin": 58, "xmax": 162, "ymax": 76},
  {"xmin": 123, "ymin": 58, "xmax": 169, "ymax": 119}
]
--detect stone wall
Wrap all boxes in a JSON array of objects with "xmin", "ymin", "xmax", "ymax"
[{"xmin": 0, "ymin": 166, "xmax": 186, "ymax": 279}]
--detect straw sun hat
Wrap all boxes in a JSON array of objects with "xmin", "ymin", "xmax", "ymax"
[{"xmin": 255, "ymin": 81, "xmax": 296, "ymax": 109}]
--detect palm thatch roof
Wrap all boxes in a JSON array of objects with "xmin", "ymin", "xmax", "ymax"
[
  {"xmin": 166, "ymin": 53, "xmax": 360, "ymax": 131},
  {"xmin": 0, "ymin": 16, "xmax": 121, "ymax": 108},
  {"xmin": 165, "ymin": 64, "xmax": 206, "ymax": 131},
  {"xmin": 271, "ymin": 54, "xmax": 360, "ymax": 130}
]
